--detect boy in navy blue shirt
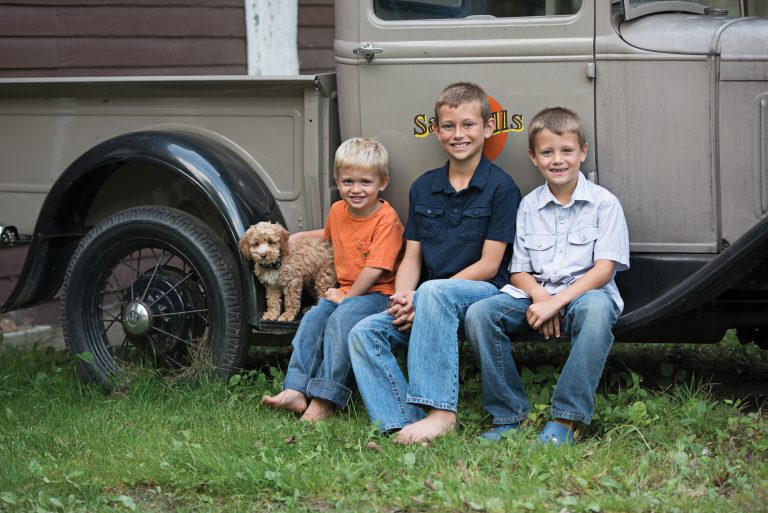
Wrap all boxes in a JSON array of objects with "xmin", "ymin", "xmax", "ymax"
[
  {"xmin": 465, "ymin": 107, "xmax": 629, "ymax": 446},
  {"xmin": 349, "ymin": 82, "xmax": 521, "ymax": 444}
]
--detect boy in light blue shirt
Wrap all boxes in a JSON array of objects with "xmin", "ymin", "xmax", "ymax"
[{"xmin": 465, "ymin": 107, "xmax": 629, "ymax": 446}]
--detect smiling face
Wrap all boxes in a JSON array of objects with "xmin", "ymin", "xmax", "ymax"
[
  {"xmin": 528, "ymin": 128, "xmax": 587, "ymax": 201},
  {"xmin": 433, "ymin": 101, "xmax": 495, "ymax": 167},
  {"xmin": 336, "ymin": 166, "xmax": 389, "ymax": 218}
]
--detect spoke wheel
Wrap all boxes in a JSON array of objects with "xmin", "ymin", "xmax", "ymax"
[{"xmin": 62, "ymin": 206, "xmax": 247, "ymax": 387}]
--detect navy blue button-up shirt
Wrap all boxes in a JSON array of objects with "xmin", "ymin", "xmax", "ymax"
[{"xmin": 404, "ymin": 156, "xmax": 521, "ymax": 289}]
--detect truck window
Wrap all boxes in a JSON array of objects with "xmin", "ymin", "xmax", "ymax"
[
  {"xmin": 624, "ymin": 0, "xmax": 742, "ymax": 17},
  {"xmin": 374, "ymin": 0, "xmax": 582, "ymax": 21}
]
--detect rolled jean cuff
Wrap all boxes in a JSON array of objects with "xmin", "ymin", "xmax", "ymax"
[
  {"xmin": 306, "ymin": 377, "xmax": 352, "ymax": 410},
  {"xmin": 493, "ymin": 413, "xmax": 529, "ymax": 426},
  {"xmin": 377, "ymin": 421, "xmax": 411, "ymax": 433},
  {"xmin": 406, "ymin": 395, "xmax": 457, "ymax": 413},
  {"xmin": 282, "ymin": 374, "xmax": 310, "ymax": 395},
  {"xmin": 551, "ymin": 408, "xmax": 592, "ymax": 425}
]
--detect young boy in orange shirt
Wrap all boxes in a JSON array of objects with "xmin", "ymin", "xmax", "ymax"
[{"xmin": 262, "ymin": 137, "xmax": 403, "ymax": 421}]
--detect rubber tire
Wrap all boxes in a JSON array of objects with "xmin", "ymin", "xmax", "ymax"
[{"xmin": 61, "ymin": 206, "xmax": 247, "ymax": 387}]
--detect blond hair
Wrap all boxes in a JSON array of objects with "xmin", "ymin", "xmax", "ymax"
[
  {"xmin": 333, "ymin": 137, "xmax": 389, "ymax": 181},
  {"xmin": 528, "ymin": 107, "xmax": 585, "ymax": 151},
  {"xmin": 434, "ymin": 82, "xmax": 492, "ymax": 124}
]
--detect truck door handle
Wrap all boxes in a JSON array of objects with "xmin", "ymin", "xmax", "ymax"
[{"xmin": 353, "ymin": 42, "xmax": 383, "ymax": 62}]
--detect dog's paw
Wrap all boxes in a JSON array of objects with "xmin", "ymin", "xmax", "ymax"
[
  {"xmin": 261, "ymin": 311, "xmax": 279, "ymax": 321},
  {"xmin": 277, "ymin": 312, "xmax": 298, "ymax": 322}
]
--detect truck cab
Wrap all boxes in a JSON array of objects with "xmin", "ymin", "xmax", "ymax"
[
  {"xmin": 1, "ymin": 0, "xmax": 767, "ymax": 385},
  {"xmin": 336, "ymin": 0, "xmax": 768, "ymax": 343}
]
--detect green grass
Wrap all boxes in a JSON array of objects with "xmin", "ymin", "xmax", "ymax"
[{"xmin": 0, "ymin": 335, "xmax": 767, "ymax": 513}]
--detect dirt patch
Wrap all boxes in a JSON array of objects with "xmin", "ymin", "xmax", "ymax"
[{"xmin": 613, "ymin": 344, "xmax": 768, "ymax": 407}]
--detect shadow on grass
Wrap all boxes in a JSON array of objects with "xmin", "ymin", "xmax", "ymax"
[{"xmin": 246, "ymin": 331, "xmax": 768, "ymax": 411}]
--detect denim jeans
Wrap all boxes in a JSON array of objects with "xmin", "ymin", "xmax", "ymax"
[
  {"xmin": 282, "ymin": 293, "xmax": 389, "ymax": 409},
  {"xmin": 465, "ymin": 289, "xmax": 618, "ymax": 425},
  {"xmin": 348, "ymin": 279, "xmax": 500, "ymax": 432}
]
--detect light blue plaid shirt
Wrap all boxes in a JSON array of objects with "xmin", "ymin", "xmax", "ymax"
[{"xmin": 501, "ymin": 172, "xmax": 630, "ymax": 313}]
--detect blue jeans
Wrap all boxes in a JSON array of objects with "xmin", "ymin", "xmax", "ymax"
[
  {"xmin": 282, "ymin": 293, "xmax": 389, "ymax": 409},
  {"xmin": 348, "ymin": 279, "xmax": 500, "ymax": 432},
  {"xmin": 465, "ymin": 289, "xmax": 619, "ymax": 425}
]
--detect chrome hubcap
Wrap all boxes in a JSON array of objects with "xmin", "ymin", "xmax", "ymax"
[{"xmin": 122, "ymin": 301, "xmax": 151, "ymax": 335}]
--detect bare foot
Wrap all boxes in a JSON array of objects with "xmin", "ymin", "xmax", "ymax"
[
  {"xmin": 261, "ymin": 389, "xmax": 308, "ymax": 413},
  {"xmin": 300, "ymin": 398, "xmax": 336, "ymax": 422},
  {"xmin": 394, "ymin": 409, "xmax": 456, "ymax": 444}
]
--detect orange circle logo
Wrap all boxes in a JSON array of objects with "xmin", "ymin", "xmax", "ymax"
[{"xmin": 483, "ymin": 96, "xmax": 509, "ymax": 161}]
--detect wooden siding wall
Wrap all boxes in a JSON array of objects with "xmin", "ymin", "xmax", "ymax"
[
  {"xmin": 0, "ymin": 0, "xmax": 248, "ymax": 77},
  {"xmin": 0, "ymin": 0, "xmax": 336, "ymax": 78},
  {"xmin": 298, "ymin": 0, "xmax": 334, "ymax": 75}
]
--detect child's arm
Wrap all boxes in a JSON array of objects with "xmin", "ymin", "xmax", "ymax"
[
  {"xmin": 450, "ymin": 240, "xmax": 508, "ymax": 281},
  {"xmin": 324, "ymin": 266, "xmax": 385, "ymax": 303},
  {"xmin": 346, "ymin": 267, "xmax": 386, "ymax": 297},
  {"xmin": 388, "ymin": 240, "xmax": 423, "ymax": 332},
  {"xmin": 514, "ymin": 260, "xmax": 615, "ymax": 333},
  {"xmin": 289, "ymin": 229, "xmax": 324, "ymax": 242}
]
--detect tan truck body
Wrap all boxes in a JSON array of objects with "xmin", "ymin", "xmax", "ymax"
[{"xmin": 1, "ymin": 0, "xmax": 767, "ymax": 383}]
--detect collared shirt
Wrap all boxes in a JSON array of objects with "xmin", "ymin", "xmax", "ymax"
[
  {"xmin": 404, "ymin": 156, "xmax": 521, "ymax": 289},
  {"xmin": 501, "ymin": 172, "xmax": 630, "ymax": 313}
]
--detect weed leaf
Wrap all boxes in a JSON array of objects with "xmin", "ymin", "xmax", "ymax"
[{"xmin": 77, "ymin": 352, "xmax": 95, "ymax": 364}]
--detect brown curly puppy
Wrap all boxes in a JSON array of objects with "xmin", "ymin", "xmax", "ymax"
[{"xmin": 239, "ymin": 221, "xmax": 336, "ymax": 322}]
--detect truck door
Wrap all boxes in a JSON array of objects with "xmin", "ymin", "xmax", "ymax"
[{"xmin": 335, "ymin": 0, "xmax": 596, "ymax": 215}]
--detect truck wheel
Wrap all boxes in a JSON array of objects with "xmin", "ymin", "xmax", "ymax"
[{"xmin": 61, "ymin": 206, "xmax": 247, "ymax": 387}]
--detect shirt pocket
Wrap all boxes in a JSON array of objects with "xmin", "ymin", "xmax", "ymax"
[
  {"xmin": 355, "ymin": 241, "xmax": 370, "ymax": 269},
  {"xmin": 414, "ymin": 204, "xmax": 444, "ymax": 240},
  {"xmin": 458, "ymin": 205, "xmax": 492, "ymax": 241},
  {"xmin": 522, "ymin": 234, "xmax": 556, "ymax": 272},
  {"xmin": 567, "ymin": 225, "xmax": 598, "ymax": 268}
]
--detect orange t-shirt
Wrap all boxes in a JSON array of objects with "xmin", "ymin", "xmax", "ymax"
[{"xmin": 323, "ymin": 199, "xmax": 403, "ymax": 295}]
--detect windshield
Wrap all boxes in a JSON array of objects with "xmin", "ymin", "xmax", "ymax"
[{"xmin": 622, "ymin": 0, "xmax": 744, "ymax": 19}]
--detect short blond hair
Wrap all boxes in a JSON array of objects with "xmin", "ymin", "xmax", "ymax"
[
  {"xmin": 434, "ymin": 82, "xmax": 492, "ymax": 124},
  {"xmin": 528, "ymin": 107, "xmax": 585, "ymax": 151},
  {"xmin": 333, "ymin": 137, "xmax": 389, "ymax": 181}
]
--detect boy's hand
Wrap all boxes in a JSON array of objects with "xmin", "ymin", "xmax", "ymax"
[
  {"xmin": 538, "ymin": 313, "xmax": 562, "ymax": 340},
  {"xmin": 388, "ymin": 292, "xmax": 415, "ymax": 332},
  {"xmin": 526, "ymin": 296, "xmax": 563, "ymax": 339},
  {"xmin": 324, "ymin": 287, "xmax": 347, "ymax": 304}
]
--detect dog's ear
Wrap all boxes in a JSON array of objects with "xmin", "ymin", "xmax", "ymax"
[
  {"xmin": 278, "ymin": 225, "xmax": 290, "ymax": 257},
  {"xmin": 239, "ymin": 228, "xmax": 253, "ymax": 259}
]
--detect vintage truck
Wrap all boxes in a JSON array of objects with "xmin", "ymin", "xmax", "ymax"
[{"xmin": 1, "ymin": 0, "xmax": 767, "ymax": 385}]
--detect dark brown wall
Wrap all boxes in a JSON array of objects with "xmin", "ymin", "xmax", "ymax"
[
  {"xmin": 0, "ymin": 247, "xmax": 61, "ymax": 330},
  {"xmin": 0, "ymin": 0, "xmax": 336, "ymax": 78},
  {"xmin": 0, "ymin": 0, "xmax": 248, "ymax": 77},
  {"xmin": 298, "ymin": 0, "xmax": 334, "ymax": 75}
]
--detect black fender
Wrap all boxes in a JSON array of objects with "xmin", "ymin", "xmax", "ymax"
[
  {"xmin": 1, "ymin": 130, "xmax": 284, "ymax": 328},
  {"xmin": 505, "ymin": 215, "xmax": 768, "ymax": 343},
  {"xmin": 614, "ymin": 214, "xmax": 768, "ymax": 338}
]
